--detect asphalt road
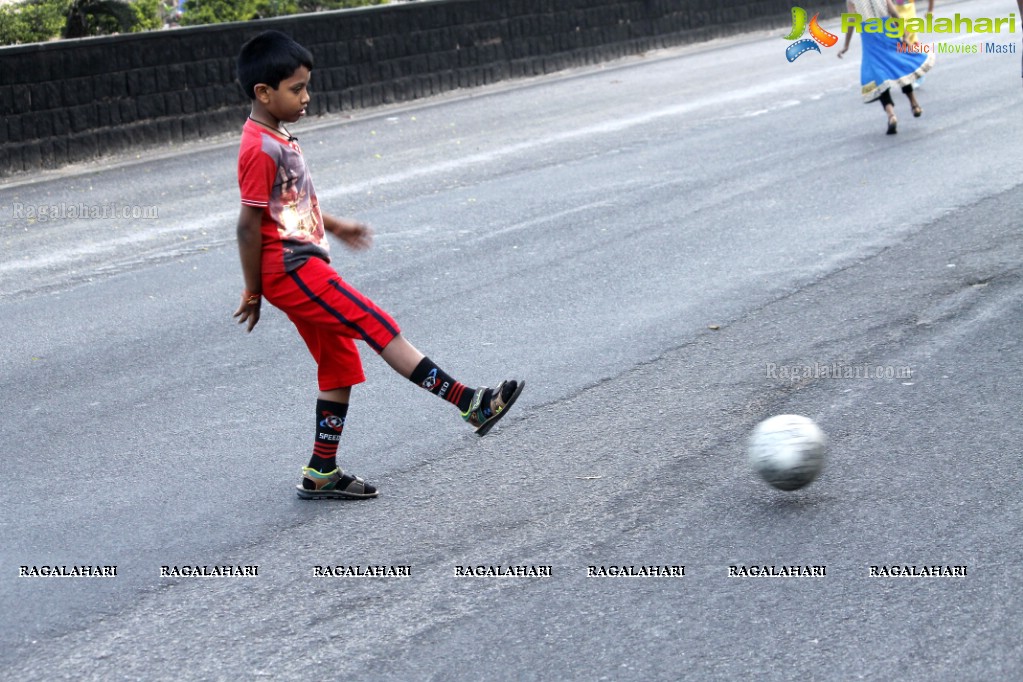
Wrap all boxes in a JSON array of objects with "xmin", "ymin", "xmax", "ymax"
[{"xmin": 1, "ymin": 1, "xmax": 1021, "ymax": 678}]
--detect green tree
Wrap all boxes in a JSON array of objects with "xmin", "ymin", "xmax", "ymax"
[
  {"xmin": 0, "ymin": 0, "xmax": 386, "ymax": 44},
  {"xmin": 0, "ymin": 0, "xmax": 67, "ymax": 45},
  {"xmin": 180, "ymin": 0, "xmax": 385, "ymax": 26},
  {"xmin": 130, "ymin": 0, "xmax": 167, "ymax": 31},
  {"xmin": 63, "ymin": 0, "xmax": 142, "ymax": 38},
  {"xmin": 298, "ymin": 0, "xmax": 387, "ymax": 8},
  {"xmin": 180, "ymin": 0, "xmax": 258, "ymax": 25}
]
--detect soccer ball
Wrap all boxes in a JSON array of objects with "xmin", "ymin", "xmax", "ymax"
[{"xmin": 748, "ymin": 415, "xmax": 826, "ymax": 491}]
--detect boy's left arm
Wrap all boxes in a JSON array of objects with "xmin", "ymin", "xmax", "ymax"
[{"xmin": 322, "ymin": 213, "xmax": 372, "ymax": 251}]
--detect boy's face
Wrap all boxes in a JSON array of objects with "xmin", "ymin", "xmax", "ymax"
[{"xmin": 255, "ymin": 65, "xmax": 311, "ymax": 124}]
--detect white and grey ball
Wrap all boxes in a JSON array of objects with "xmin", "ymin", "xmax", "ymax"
[{"xmin": 748, "ymin": 415, "xmax": 826, "ymax": 491}]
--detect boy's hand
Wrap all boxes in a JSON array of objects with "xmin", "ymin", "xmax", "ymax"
[
  {"xmin": 325, "ymin": 215, "xmax": 372, "ymax": 250},
  {"xmin": 233, "ymin": 292, "xmax": 261, "ymax": 332}
]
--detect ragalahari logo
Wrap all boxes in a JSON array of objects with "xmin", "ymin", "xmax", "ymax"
[{"xmin": 784, "ymin": 7, "xmax": 838, "ymax": 61}]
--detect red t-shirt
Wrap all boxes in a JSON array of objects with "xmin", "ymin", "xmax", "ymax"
[{"xmin": 237, "ymin": 119, "xmax": 330, "ymax": 274}]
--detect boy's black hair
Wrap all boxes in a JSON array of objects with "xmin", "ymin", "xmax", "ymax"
[{"xmin": 237, "ymin": 30, "xmax": 314, "ymax": 100}]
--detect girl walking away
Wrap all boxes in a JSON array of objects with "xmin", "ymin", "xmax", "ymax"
[{"xmin": 838, "ymin": 0, "xmax": 935, "ymax": 134}]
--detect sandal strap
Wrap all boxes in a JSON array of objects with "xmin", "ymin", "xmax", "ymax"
[
  {"xmin": 490, "ymin": 381, "xmax": 510, "ymax": 412},
  {"xmin": 337, "ymin": 471, "xmax": 368, "ymax": 494},
  {"xmin": 463, "ymin": 388, "xmax": 485, "ymax": 418}
]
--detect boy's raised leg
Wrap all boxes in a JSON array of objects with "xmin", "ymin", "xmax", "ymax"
[{"xmin": 381, "ymin": 334, "xmax": 524, "ymax": 436}]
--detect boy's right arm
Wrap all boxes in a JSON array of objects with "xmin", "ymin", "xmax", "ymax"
[{"xmin": 233, "ymin": 205, "xmax": 265, "ymax": 332}]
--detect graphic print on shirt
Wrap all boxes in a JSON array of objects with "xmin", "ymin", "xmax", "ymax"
[{"xmin": 261, "ymin": 133, "xmax": 329, "ymax": 271}]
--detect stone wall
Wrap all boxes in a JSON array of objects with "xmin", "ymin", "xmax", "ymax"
[{"xmin": 0, "ymin": 0, "xmax": 841, "ymax": 176}]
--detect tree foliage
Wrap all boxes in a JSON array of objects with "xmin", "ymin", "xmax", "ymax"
[
  {"xmin": 0, "ymin": 0, "xmax": 67, "ymax": 45},
  {"xmin": 0, "ymin": 0, "xmax": 171, "ymax": 44},
  {"xmin": 0, "ymin": 0, "xmax": 379, "ymax": 45},
  {"xmin": 180, "ymin": 0, "xmax": 386, "ymax": 26},
  {"xmin": 63, "ymin": 0, "xmax": 140, "ymax": 38}
]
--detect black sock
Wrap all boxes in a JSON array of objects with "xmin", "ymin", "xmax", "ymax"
[
  {"xmin": 409, "ymin": 357, "xmax": 475, "ymax": 412},
  {"xmin": 309, "ymin": 399, "xmax": 348, "ymax": 473}
]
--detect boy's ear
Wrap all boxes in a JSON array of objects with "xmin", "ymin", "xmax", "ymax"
[{"xmin": 253, "ymin": 83, "xmax": 273, "ymax": 103}]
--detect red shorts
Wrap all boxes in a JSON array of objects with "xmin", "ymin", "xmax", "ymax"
[{"xmin": 262, "ymin": 257, "xmax": 401, "ymax": 391}]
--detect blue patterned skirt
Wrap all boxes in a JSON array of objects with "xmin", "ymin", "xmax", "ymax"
[{"xmin": 860, "ymin": 31, "xmax": 935, "ymax": 102}]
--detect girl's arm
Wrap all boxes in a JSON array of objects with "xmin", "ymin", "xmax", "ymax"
[
  {"xmin": 838, "ymin": 26, "xmax": 855, "ymax": 58},
  {"xmin": 839, "ymin": 1, "xmax": 855, "ymax": 58}
]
